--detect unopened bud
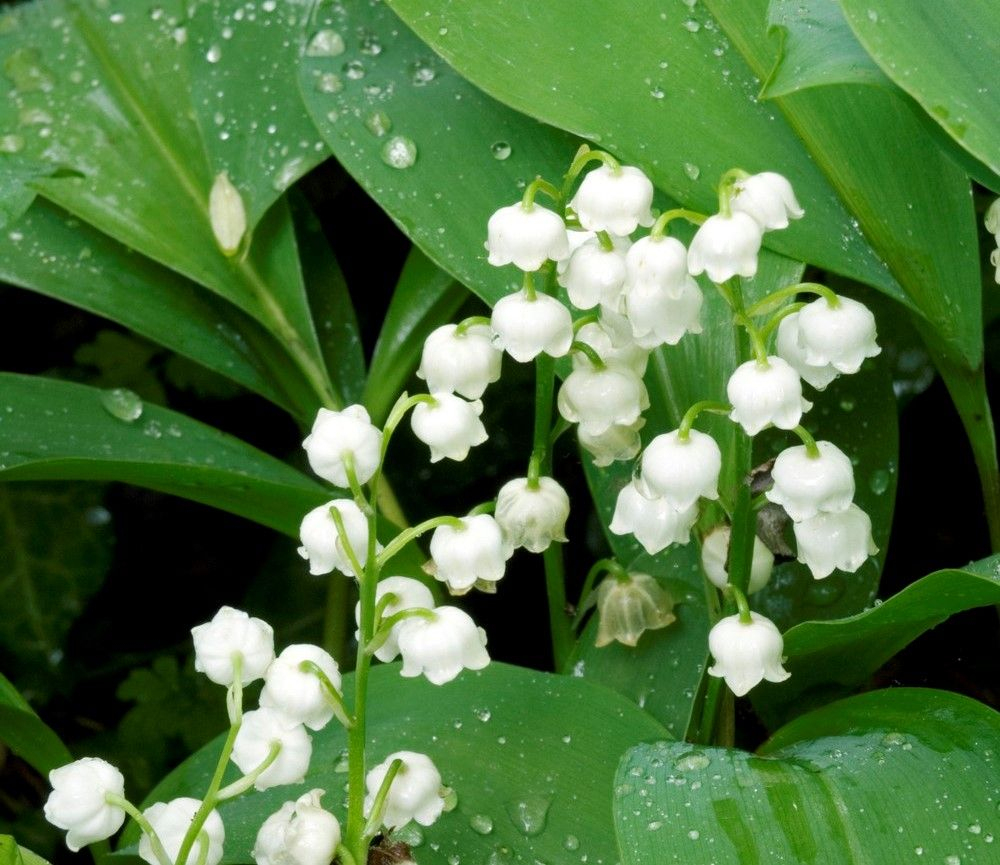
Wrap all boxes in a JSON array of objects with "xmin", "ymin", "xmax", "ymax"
[{"xmin": 209, "ymin": 171, "xmax": 247, "ymax": 257}]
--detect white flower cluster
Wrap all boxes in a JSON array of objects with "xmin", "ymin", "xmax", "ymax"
[{"xmin": 986, "ymin": 198, "xmax": 1000, "ymax": 285}]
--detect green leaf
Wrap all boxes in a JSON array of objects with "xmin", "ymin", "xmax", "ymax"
[
  {"xmin": 135, "ymin": 664, "xmax": 668, "ymax": 865},
  {"xmin": 0, "ymin": 374, "xmax": 328, "ymax": 536},
  {"xmin": 363, "ymin": 247, "xmax": 467, "ymax": 423},
  {"xmin": 0, "ymin": 200, "xmax": 316, "ymax": 415},
  {"xmin": 754, "ymin": 555, "xmax": 1000, "ymax": 728},
  {"xmin": 0, "ymin": 671, "xmax": 73, "ymax": 776},
  {"xmin": 839, "ymin": 0, "xmax": 1000, "ymax": 178},
  {"xmin": 298, "ymin": 0, "xmax": 578, "ymax": 307},
  {"xmin": 0, "ymin": 483, "xmax": 112, "ymax": 700},
  {"xmin": 615, "ymin": 688, "xmax": 1000, "ymax": 864}
]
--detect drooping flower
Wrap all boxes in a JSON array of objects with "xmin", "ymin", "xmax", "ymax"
[
  {"xmin": 609, "ymin": 478, "xmax": 698, "ymax": 555},
  {"xmin": 570, "ymin": 164, "xmax": 655, "ymax": 236},
  {"xmin": 687, "ymin": 212, "xmax": 763, "ymax": 283},
  {"xmin": 428, "ymin": 515, "xmax": 511, "ymax": 594},
  {"xmin": 490, "ymin": 290, "xmax": 574, "ymax": 362},
  {"xmin": 727, "ymin": 356, "xmax": 812, "ymax": 435},
  {"xmin": 410, "ymin": 393, "xmax": 488, "ymax": 463},
  {"xmin": 298, "ymin": 500, "xmax": 374, "ymax": 577},
  {"xmin": 793, "ymin": 503, "xmax": 878, "ymax": 579},
  {"xmin": 557, "ymin": 364, "xmax": 649, "ymax": 436},
  {"xmin": 139, "ymin": 798, "xmax": 224, "ymax": 865},
  {"xmin": 625, "ymin": 274, "xmax": 704, "ymax": 349},
  {"xmin": 252, "ymin": 790, "xmax": 341, "ymax": 865},
  {"xmin": 595, "ymin": 572, "xmax": 676, "ymax": 647},
  {"xmin": 302, "ymin": 405, "xmax": 382, "ymax": 488},
  {"xmin": 486, "ymin": 203, "xmax": 569, "ymax": 271},
  {"xmin": 494, "ymin": 476, "xmax": 570, "ymax": 553},
  {"xmin": 396, "ymin": 606, "xmax": 490, "ymax": 685},
  {"xmin": 775, "ymin": 312, "xmax": 840, "ymax": 391},
  {"xmin": 796, "ymin": 295, "xmax": 881, "ymax": 374},
  {"xmin": 578, "ymin": 419, "xmax": 645, "ymax": 467},
  {"xmin": 700, "ymin": 526, "xmax": 774, "ymax": 594},
  {"xmin": 707, "ymin": 612, "xmax": 790, "ymax": 696},
  {"xmin": 357, "ymin": 577, "xmax": 436, "ymax": 663},
  {"xmin": 231, "ymin": 708, "xmax": 312, "ymax": 791},
  {"xmin": 557, "ymin": 234, "xmax": 630, "ymax": 310},
  {"xmin": 191, "ymin": 606, "xmax": 274, "ymax": 686},
  {"xmin": 364, "ymin": 752, "xmax": 444, "ymax": 830},
  {"xmin": 417, "ymin": 323, "xmax": 502, "ymax": 400},
  {"xmin": 623, "ymin": 235, "xmax": 689, "ymax": 299},
  {"xmin": 573, "ymin": 319, "xmax": 649, "ymax": 377},
  {"xmin": 260, "ymin": 645, "xmax": 343, "ymax": 731},
  {"xmin": 44, "ymin": 758, "xmax": 126, "ymax": 852},
  {"xmin": 766, "ymin": 441, "xmax": 855, "ymax": 522},
  {"xmin": 640, "ymin": 429, "xmax": 721, "ymax": 510},
  {"xmin": 729, "ymin": 171, "xmax": 804, "ymax": 231}
]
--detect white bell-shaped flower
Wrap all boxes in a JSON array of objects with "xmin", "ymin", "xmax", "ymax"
[
  {"xmin": 796, "ymin": 295, "xmax": 881, "ymax": 374},
  {"xmin": 595, "ymin": 572, "xmax": 676, "ymax": 648},
  {"xmin": 557, "ymin": 234, "xmax": 630, "ymax": 310},
  {"xmin": 45, "ymin": 758, "xmax": 126, "ymax": 852},
  {"xmin": 727, "ymin": 356, "xmax": 812, "ymax": 435},
  {"xmin": 767, "ymin": 441, "xmax": 855, "ymax": 522},
  {"xmin": 557, "ymin": 364, "xmax": 649, "ymax": 436},
  {"xmin": 253, "ymin": 790, "xmax": 341, "ymax": 865},
  {"xmin": 794, "ymin": 503, "xmax": 878, "ymax": 579},
  {"xmin": 302, "ymin": 405, "xmax": 382, "ymax": 489},
  {"xmin": 140, "ymin": 798, "xmax": 224, "ymax": 865},
  {"xmin": 708, "ymin": 612, "xmax": 790, "ymax": 697},
  {"xmin": 231, "ymin": 708, "xmax": 312, "ymax": 791},
  {"xmin": 557, "ymin": 229, "xmax": 596, "ymax": 275},
  {"xmin": 573, "ymin": 320, "xmax": 649, "ymax": 377},
  {"xmin": 410, "ymin": 393, "xmax": 488, "ymax": 463},
  {"xmin": 578, "ymin": 419, "xmax": 645, "ymax": 467},
  {"xmin": 486, "ymin": 202, "xmax": 569, "ymax": 271},
  {"xmin": 700, "ymin": 526, "xmax": 774, "ymax": 594},
  {"xmin": 298, "ymin": 500, "xmax": 373, "ymax": 577},
  {"xmin": 260, "ymin": 645, "xmax": 343, "ymax": 731},
  {"xmin": 730, "ymin": 171, "xmax": 804, "ymax": 231},
  {"xmin": 491, "ymin": 290, "xmax": 573, "ymax": 362},
  {"xmin": 640, "ymin": 429, "xmax": 721, "ymax": 510},
  {"xmin": 687, "ymin": 212, "xmax": 764, "ymax": 283},
  {"xmin": 609, "ymin": 479, "xmax": 698, "ymax": 555},
  {"xmin": 570, "ymin": 164, "xmax": 655, "ymax": 236},
  {"xmin": 417, "ymin": 323, "xmax": 502, "ymax": 400},
  {"xmin": 495, "ymin": 476, "xmax": 570, "ymax": 553},
  {"xmin": 985, "ymin": 197, "xmax": 1000, "ymax": 240},
  {"xmin": 191, "ymin": 606, "xmax": 274, "ymax": 686},
  {"xmin": 775, "ymin": 312, "xmax": 839, "ymax": 391},
  {"xmin": 357, "ymin": 577, "xmax": 436, "ymax": 663},
  {"xmin": 624, "ymin": 235, "xmax": 688, "ymax": 298},
  {"xmin": 626, "ymin": 274, "xmax": 704, "ymax": 349},
  {"xmin": 429, "ymin": 514, "xmax": 511, "ymax": 594},
  {"xmin": 364, "ymin": 752, "xmax": 444, "ymax": 830},
  {"xmin": 397, "ymin": 606, "xmax": 490, "ymax": 685}
]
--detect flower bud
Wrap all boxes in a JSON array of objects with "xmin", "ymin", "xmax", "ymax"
[
  {"xmin": 775, "ymin": 312, "xmax": 839, "ymax": 391},
  {"xmin": 796, "ymin": 295, "xmax": 881, "ymax": 374},
  {"xmin": 140, "ymin": 798, "xmax": 224, "ymax": 865},
  {"xmin": 397, "ymin": 606, "xmax": 490, "ymax": 685},
  {"xmin": 708, "ymin": 612, "xmax": 790, "ymax": 696},
  {"xmin": 570, "ymin": 164, "xmax": 655, "ymax": 236},
  {"xmin": 44, "ymin": 758, "xmax": 126, "ymax": 852},
  {"xmin": 490, "ymin": 291, "xmax": 573, "ymax": 362},
  {"xmin": 253, "ymin": 790, "xmax": 341, "ymax": 865},
  {"xmin": 700, "ymin": 526, "xmax": 774, "ymax": 594},
  {"xmin": 595, "ymin": 572, "xmax": 676, "ymax": 648},
  {"xmin": 429, "ymin": 515, "xmax": 511, "ymax": 594},
  {"xmin": 231, "ymin": 708, "xmax": 312, "ymax": 791},
  {"xmin": 410, "ymin": 393, "xmax": 488, "ymax": 463},
  {"xmin": 609, "ymin": 479, "xmax": 698, "ymax": 555},
  {"xmin": 640, "ymin": 429, "xmax": 721, "ymax": 510},
  {"xmin": 557, "ymin": 364, "xmax": 649, "ymax": 437},
  {"xmin": 357, "ymin": 576, "xmax": 436, "ymax": 663},
  {"xmin": 578, "ymin": 419, "xmax": 644, "ymax": 467},
  {"xmin": 727, "ymin": 356, "xmax": 812, "ymax": 435},
  {"xmin": 191, "ymin": 606, "xmax": 274, "ymax": 686},
  {"xmin": 260, "ymin": 645, "xmax": 342, "ymax": 731},
  {"xmin": 730, "ymin": 172, "xmax": 804, "ymax": 231},
  {"xmin": 557, "ymin": 235, "xmax": 630, "ymax": 310},
  {"xmin": 767, "ymin": 441, "xmax": 855, "ymax": 522},
  {"xmin": 793, "ymin": 503, "xmax": 878, "ymax": 579},
  {"xmin": 209, "ymin": 171, "xmax": 246, "ymax": 257},
  {"xmin": 495, "ymin": 476, "xmax": 570, "ymax": 553},
  {"xmin": 486, "ymin": 203, "xmax": 569, "ymax": 271},
  {"xmin": 417, "ymin": 323, "xmax": 502, "ymax": 400},
  {"xmin": 687, "ymin": 212, "xmax": 763, "ymax": 283},
  {"xmin": 302, "ymin": 405, "xmax": 382, "ymax": 488},
  {"xmin": 364, "ymin": 752, "xmax": 444, "ymax": 830},
  {"xmin": 298, "ymin": 499, "xmax": 374, "ymax": 577}
]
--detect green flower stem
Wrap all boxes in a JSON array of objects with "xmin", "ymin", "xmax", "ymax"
[
  {"xmin": 758, "ymin": 301, "xmax": 806, "ymax": 343},
  {"xmin": 527, "ymin": 452, "xmax": 542, "ymax": 488},
  {"xmin": 596, "ymin": 230, "xmax": 615, "ymax": 252},
  {"xmin": 678, "ymin": 400, "xmax": 732, "ymax": 439},
  {"xmin": 716, "ymin": 168, "xmax": 750, "ymax": 216},
  {"xmin": 194, "ymin": 834, "xmax": 210, "ymax": 865},
  {"xmin": 299, "ymin": 660, "xmax": 354, "ymax": 729},
  {"xmin": 376, "ymin": 515, "xmax": 465, "ymax": 569},
  {"xmin": 649, "ymin": 207, "xmax": 708, "ymax": 239},
  {"xmin": 549, "ymin": 417, "xmax": 573, "ymax": 446},
  {"xmin": 216, "ymin": 741, "xmax": 281, "ymax": 800},
  {"xmin": 571, "ymin": 313, "xmax": 601, "ymax": 334},
  {"xmin": 104, "ymin": 795, "xmax": 172, "ymax": 865},
  {"xmin": 380, "ymin": 393, "xmax": 438, "ymax": 460},
  {"xmin": 365, "ymin": 608, "xmax": 436, "ymax": 657},
  {"xmin": 343, "ymin": 455, "xmax": 370, "ymax": 514},
  {"xmin": 570, "ymin": 340, "xmax": 606, "ymax": 369},
  {"xmin": 523, "ymin": 269, "xmax": 538, "ymax": 301},
  {"xmin": 335, "ymin": 845, "xmax": 359, "ymax": 865},
  {"xmin": 572, "ymin": 558, "xmax": 626, "ymax": 629},
  {"xmin": 374, "ymin": 591, "xmax": 399, "ymax": 625},
  {"xmin": 329, "ymin": 506, "xmax": 365, "ymax": 579},
  {"xmin": 361, "ymin": 758, "xmax": 403, "ymax": 840},
  {"xmin": 562, "ymin": 146, "xmax": 620, "ymax": 198},
  {"xmin": 745, "ymin": 281, "xmax": 839, "ymax": 316},
  {"xmin": 792, "ymin": 425, "xmax": 821, "ymax": 458},
  {"xmin": 322, "ymin": 574, "xmax": 349, "ymax": 662},
  {"xmin": 725, "ymin": 584, "xmax": 753, "ymax": 624},
  {"xmin": 544, "ymin": 543, "xmax": 572, "ymax": 668},
  {"xmin": 734, "ymin": 314, "xmax": 769, "ymax": 365},
  {"xmin": 454, "ymin": 315, "xmax": 492, "ymax": 335},
  {"xmin": 521, "ymin": 176, "xmax": 562, "ymax": 210},
  {"xmin": 466, "ymin": 500, "xmax": 497, "ymax": 516}
]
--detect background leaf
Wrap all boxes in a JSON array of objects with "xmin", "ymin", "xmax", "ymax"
[
  {"xmin": 615, "ymin": 689, "xmax": 1000, "ymax": 864},
  {"xmin": 0, "ymin": 671, "xmax": 73, "ymax": 775}
]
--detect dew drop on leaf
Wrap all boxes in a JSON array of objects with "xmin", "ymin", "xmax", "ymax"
[
  {"xmin": 365, "ymin": 111, "xmax": 392, "ymax": 137},
  {"xmin": 490, "ymin": 141, "xmax": 511, "ymax": 160},
  {"xmin": 470, "ymin": 813, "xmax": 494, "ymax": 835},
  {"xmin": 305, "ymin": 29, "xmax": 345, "ymax": 58},
  {"xmin": 504, "ymin": 795, "xmax": 551, "ymax": 837},
  {"xmin": 99, "ymin": 388, "xmax": 143, "ymax": 422},
  {"xmin": 380, "ymin": 135, "xmax": 416, "ymax": 169},
  {"xmin": 684, "ymin": 162, "xmax": 701, "ymax": 180},
  {"xmin": 315, "ymin": 72, "xmax": 343, "ymax": 94}
]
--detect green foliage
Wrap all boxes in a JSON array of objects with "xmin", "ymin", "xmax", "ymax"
[{"xmin": 0, "ymin": 671, "xmax": 72, "ymax": 775}]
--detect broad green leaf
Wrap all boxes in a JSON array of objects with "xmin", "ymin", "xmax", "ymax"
[
  {"xmin": 0, "ymin": 374, "xmax": 328, "ymax": 536},
  {"xmin": 187, "ymin": 0, "xmax": 329, "ymax": 226},
  {"xmin": 754, "ymin": 555, "xmax": 1000, "ymax": 728},
  {"xmin": 615, "ymin": 689, "xmax": 1000, "ymax": 864},
  {"xmin": 133, "ymin": 664, "xmax": 669, "ymax": 865},
  {"xmin": 0, "ymin": 483, "xmax": 112, "ymax": 700},
  {"xmin": 298, "ymin": 0, "xmax": 578, "ymax": 307},
  {"xmin": 0, "ymin": 199, "xmax": 318, "ymax": 417},
  {"xmin": 0, "ymin": 671, "xmax": 73, "ymax": 775},
  {"xmin": 839, "ymin": 0, "xmax": 1000, "ymax": 177},
  {"xmin": 363, "ymin": 247, "xmax": 466, "ymax": 424},
  {"xmin": 0, "ymin": 1, "xmax": 331, "ymax": 403}
]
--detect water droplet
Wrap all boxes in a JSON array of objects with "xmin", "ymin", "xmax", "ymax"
[
  {"xmin": 381, "ymin": 135, "xmax": 417, "ymax": 169},
  {"xmin": 394, "ymin": 823, "xmax": 423, "ymax": 847},
  {"xmin": 675, "ymin": 752, "xmax": 711, "ymax": 772},
  {"xmin": 100, "ymin": 388, "xmax": 143, "ymax": 422},
  {"xmin": 305, "ymin": 28, "xmax": 345, "ymax": 58},
  {"xmin": 969, "ymin": 823, "xmax": 982, "ymax": 835},
  {"xmin": 447, "ymin": 856, "xmax": 460, "ymax": 865},
  {"xmin": 688, "ymin": 829, "xmax": 700, "ymax": 840},
  {"xmin": 143, "ymin": 420, "xmax": 163, "ymax": 439},
  {"xmin": 441, "ymin": 786, "xmax": 458, "ymax": 812},
  {"xmin": 325, "ymin": 109, "xmax": 340, "ymax": 123},
  {"xmin": 411, "ymin": 61, "xmax": 436, "ymax": 86},
  {"xmin": 109, "ymin": 11, "xmax": 124, "ymax": 23},
  {"xmin": 84, "ymin": 506, "xmax": 112, "ymax": 527},
  {"xmin": 343, "ymin": 59, "xmax": 365, "ymax": 80},
  {"xmin": 490, "ymin": 141, "xmax": 511, "ymax": 160},
  {"xmin": 684, "ymin": 162, "xmax": 701, "ymax": 180},
  {"xmin": 648, "ymin": 820, "xmax": 663, "ymax": 831},
  {"xmin": 867, "ymin": 9, "xmax": 879, "ymax": 22},
  {"xmin": 944, "ymin": 856, "xmax": 960, "ymax": 865},
  {"xmin": 273, "ymin": 155, "xmax": 310, "ymax": 191},
  {"xmin": 882, "ymin": 732, "xmax": 907, "ymax": 747},
  {"xmin": 504, "ymin": 796, "xmax": 551, "ymax": 837},
  {"xmin": 470, "ymin": 814, "xmax": 494, "ymax": 835},
  {"xmin": 0, "ymin": 133, "xmax": 24, "ymax": 153},
  {"xmin": 205, "ymin": 43, "xmax": 221, "ymax": 63},
  {"xmin": 315, "ymin": 72, "xmax": 343, "ymax": 94},
  {"xmin": 839, "ymin": 396, "xmax": 856, "ymax": 412},
  {"xmin": 359, "ymin": 33, "xmax": 383, "ymax": 55},
  {"xmin": 869, "ymin": 468, "xmax": 890, "ymax": 495},
  {"xmin": 171, "ymin": 26, "xmax": 187, "ymax": 45},
  {"xmin": 650, "ymin": 86, "xmax": 665, "ymax": 99},
  {"xmin": 563, "ymin": 835, "xmax": 580, "ymax": 851},
  {"xmin": 365, "ymin": 110, "xmax": 392, "ymax": 137},
  {"xmin": 19, "ymin": 107, "xmax": 53, "ymax": 126},
  {"xmin": 473, "ymin": 707, "xmax": 491, "ymax": 722},
  {"xmin": 4, "ymin": 47, "xmax": 54, "ymax": 92},
  {"xmin": 682, "ymin": 18, "xmax": 701, "ymax": 32}
]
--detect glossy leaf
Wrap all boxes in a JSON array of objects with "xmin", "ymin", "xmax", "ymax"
[
  {"xmin": 133, "ymin": 664, "xmax": 669, "ymax": 865},
  {"xmin": 840, "ymin": 0, "xmax": 1000, "ymax": 177},
  {"xmin": 615, "ymin": 688, "xmax": 1000, "ymax": 864},
  {"xmin": 0, "ymin": 671, "xmax": 73, "ymax": 776},
  {"xmin": 0, "ymin": 374, "xmax": 328, "ymax": 536},
  {"xmin": 363, "ymin": 247, "xmax": 466, "ymax": 423},
  {"xmin": 754, "ymin": 556, "xmax": 1000, "ymax": 728}
]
